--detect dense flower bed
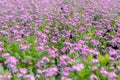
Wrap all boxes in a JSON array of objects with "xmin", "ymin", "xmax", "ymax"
[{"xmin": 0, "ymin": 0, "xmax": 120, "ymax": 80}]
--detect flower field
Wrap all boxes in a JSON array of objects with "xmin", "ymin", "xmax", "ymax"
[{"xmin": 0, "ymin": 0, "xmax": 120, "ymax": 80}]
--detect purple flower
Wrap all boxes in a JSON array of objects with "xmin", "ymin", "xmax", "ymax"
[
  {"xmin": 45, "ymin": 67, "xmax": 58, "ymax": 76},
  {"xmin": 107, "ymin": 72, "xmax": 118, "ymax": 79},
  {"xmin": 60, "ymin": 55, "xmax": 69, "ymax": 61},
  {"xmin": 20, "ymin": 44, "xmax": 30, "ymax": 50},
  {"xmin": 0, "ymin": 47, "xmax": 4, "ymax": 51},
  {"xmin": 63, "ymin": 67, "xmax": 72, "ymax": 76},
  {"xmin": 1, "ymin": 53, "xmax": 10, "ymax": 58},
  {"xmin": 41, "ymin": 57, "xmax": 50, "ymax": 63},
  {"xmin": 100, "ymin": 67, "xmax": 108, "ymax": 75},
  {"xmin": 19, "ymin": 68, "xmax": 28, "ymax": 74},
  {"xmin": 109, "ymin": 47, "xmax": 118, "ymax": 55},
  {"xmin": 3, "ymin": 72, "xmax": 12, "ymax": 79},
  {"xmin": 91, "ymin": 59, "xmax": 99, "ymax": 63},
  {"xmin": 90, "ymin": 74, "xmax": 98, "ymax": 80},
  {"xmin": 72, "ymin": 64, "xmax": 84, "ymax": 71},
  {"xmin": 90, "ymin": 39, "xmax": 100, "ymax": 46},
  {"xmin": 37, "ymin": 69, "xmax": 45, "ymax": 74},
  {"xmin": 0, "ymin": 42, "xmax": 3, "ymax": 46},
  {"xmin": 6, "ymin": 64, "xmax": 18, "ymax": 73},
  {"xmin": 61, "ymin": 47, "xmax": 67, "ymax": 53},
  {"xmin": 91, "ymin": 66, "xmax": 98, "ymax": 71},
  {"xmin": 26, "ymin": 75, "xmax": 35, "ymax": 80},
  {"xmin": 0, "ymin": 75, "xmax": 3, "ymax": 79},
  {"xmin": 62, "ymin": 76, "xmax": 73, "ymax": 80},
  {"xmin": 5, "ymin": 56, "xmax": 19, "ymax": 65}
]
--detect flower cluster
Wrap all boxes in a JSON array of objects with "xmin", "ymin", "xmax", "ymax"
[{"xmin": 0, "ymin": 0, "xmax": 120, "ymax": 80}]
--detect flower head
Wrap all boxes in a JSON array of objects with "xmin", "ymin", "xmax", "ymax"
[{"xmin": 72, "ymin": 64, "xmax": 84, "ymax": 71}]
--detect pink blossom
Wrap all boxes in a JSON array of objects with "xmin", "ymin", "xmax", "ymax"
[
  {"xmin": 42, "ymin": 57, "xmax": 50, "ymax": 63},
  {"xmin": 100, "ymin": 67, "xmax": 108, "ymax": 75},
  {"xmin": 63, "ymin": 67, "xmax": 72, "ymax": 76},
  {"xmin": 90, "ymin": 39, "xmax": 100, "ymax": 46},
  {"xmin": 20, "ymin": 44, "xmax": 30, "ymax": 50},
  {"xmin": 91, "ymin": 66, "xmax": 98, "ymax": 71},
  {"xmin": 117, "ymin": 66, "xmax": 120, "ymax": 71},
  {"xmin": 109, "ymin": 47, "xmax": 118, "ymax": 55},
  {"xmin": 107, "ymin": 72, "xmax": 118, "ymax": 79},
  {"xmin": 0, "ymin": 75, "xmax": 3, "ymax": 79},
  {"xmin": 72, "ymin": 64, "xmax": 84, "ymax": 71},
  {"xmin": 28, "ymin": 61, "xmax": 32, "ymax": 65},
  {"xmin": 22, "ymin": 60, "xmax": 27, "ymax": 63},
  {"xmin": 6, "ymin": 64, "xmax": 18, "ymax": 73},
  {"xmin": 26, "ymin": 75, "xmax": 35, "ymax": 80},
  {"xmin": 5, "ymin": 56, "xmax": 19, "ymax": 65},
  {"xmin": 90, "ymin": 74, "xmax": 98, "ymax": 80},
  {"xmin": 61, "ymin": 47, "xmax": 67, "ymax": 53},
  {"xmin": 3, "ymin": 72, "xmax": 12, "ymax": 79},
  {"xmin": 19, "ymin": 68, "xmax": 28, "ymax": 74},
  {"xmin": 37, "ymin": 69, "xmax": 45, "ymax": 74},
  {"xmin": 1, "ymin": 53, "xmax": 10, "ymax": 58},
  {"xmin": 60, "ymin": 55, "xmax": 69, "ymax": 61},
  {"xmin": 45, "ymin": 67, "xmax": 58, "ymax": 76},
  {"xmin": 62, "ymin": 76, "xmax": 73, "ymax": 80},
  {"xmin": 0, "ymin": 42, "xmax": 3, "ymax": 46},
  {"xmin": 91, "ymin": 59, "xmax": 99, "ymax": 63},
  {"xmin": 0, "ymin": 47, "xmax": 4, "ymax": 51},
  {"xmin": 18, "ymin": 73, "xmax": 23, "ymax": 79},
  {"xmin": 35, "ymin": 74, "xmax": 40, "ymax": 78}
]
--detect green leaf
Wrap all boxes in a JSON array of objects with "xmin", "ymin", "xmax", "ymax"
[
  {"xmin": 98, "ymin": 54, "xmax": 109, "ymax": 66},
  {"xmin": 98, "ymin": 55, "xmax": 104, "ymax": 65},
  {"xmin": 24, "ymin": 56, "xmax": 35, "ymax": 61},
  {"xmin": 87, "ymin": 55, "xmax": 93, "ymax": 62},
  {"xmin": 38, "ymin": 26, "xmax": 45, "ymax": 32},
  {"xmin": 50, "ymin": 76, "xmax": 55, "ymax": 80},
  {"xmin": 54, "ymin": 40, "xmax": 64, "ymax": 50},
  {"xmin": 110, "ymin": 20, "xmax": 116, "ymax": 26},
  {"xmin": 0, "ymin": 66, "xmax": 4, "ymax": 74}
]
